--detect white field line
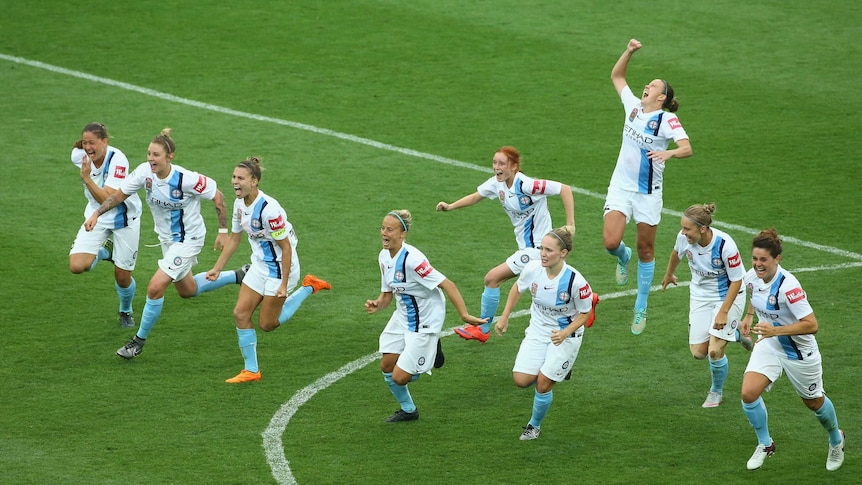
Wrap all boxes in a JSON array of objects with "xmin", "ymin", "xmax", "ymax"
[{"xmin": 5, "ymin": 53, "xmax": 861, "ymax": 485}]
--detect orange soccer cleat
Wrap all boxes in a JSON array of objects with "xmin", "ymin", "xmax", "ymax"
[
  {"xmin": 225, "ymin": 370, "xmax": 261, "ymax": 384},
  {"xmin": 302, "ymin": 274, "xmax": 332, "ymax": 294}
]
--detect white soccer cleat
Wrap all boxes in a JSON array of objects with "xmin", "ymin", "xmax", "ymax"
[
  {"xmin": 826, "ymin": 430, "xmax": 845, "ymax": 471},
  {"xmin": 746, "ymin": 442, "xmax": 775, "ymax": 470},
  {"xmin": 615, "ymin": 247, "xmax": 632, "ymax": 286},
  {"xmin": 701, "ymin": 391, "xmax": 723, "ymax": 408},
  {"xmin": 631, "ymin": 309, "xmax": 647, "ymax": 335}
]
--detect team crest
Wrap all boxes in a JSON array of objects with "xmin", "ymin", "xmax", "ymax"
[
  {"xmin": 558, "ymin": 290, "xmax": 570, "ymax": 302},
  {"xmin": 647, "ymin": 120, "xmax": 659, "ymax": 131},
  {"xmin": 418, "ymin": 356, "xmax": 426, "ymax": 366},
  {"xmin": 768, "ymin": 294, "xmax": 777, "ymax": 306},
  {"xmin": 173, "ymin": 256, "xmax": 183, "ymax": 266},
  {"xmin": 712, "ymin": 257, "xmax": 723, "ymax": 268},
  {"xmin": 171, "ymin": 188, "xmax": 182, "ymax": 199},
  {"xmin": 562, "ymin": 360, "xmax": 571, "ymax": 370},
  {"xmin": 498, "ymin": 190, "xmax": 505, "ymax": 201},
  {"xmin": 394, "ymin": 271, "xmax": 404, "ymax": 282},
  {"xmin": 145, "ymin": 177, "xmax": 152, "ymax": 192},
  {"xmin": 251, "ymin": 218, "xmax": 262, "ymax": 230},
  {"xmin": 629, "ymin": 107, "xmax": 638, "ymax": 121},
  {"xmin": 519, "ymin": 195, "xmax": 531, "ymax": 206},
  {"xmin": 530, "ymin": 282, "xmax": 538, "ymax": 296},
  {"xmin": 520, "ymin": 254, "xmax": 531, "ymax": 264}
]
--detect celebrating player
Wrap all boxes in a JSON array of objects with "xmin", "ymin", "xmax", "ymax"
[
  {"xmin": 365, "ymin": 210, "xmax": 486, "ymax": 422},
  {"xmin": 494, "ymin": 226, "xmax": 593, "ymax": 440},
  {"xmin": 661, "ymin": 203, "xmax": 752, "ymax": 409},
  {"xmin": 84, "ymin": 128, "xmax": 246, "ymax": 359},
  {"xmin": 68, "ymin": 123, "xmax": 142, "ymax": 328},
  {"xmin": 204, "ymin": 157, "xmax": 331, "ymax": 383},
  {"xmin": 603, "ymin": 38, "xmax": 692, "ymax": 335},
  {"xmin": 740, "ymin": 229, "xmax": 844, "ymax": 471},
  {"xmin": 436, "ymin": 146, "xmax": 594, "ymax": 343}
]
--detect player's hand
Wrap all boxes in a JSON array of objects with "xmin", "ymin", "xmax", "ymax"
[
  {"xmin": 627, "ymin": 39, "xmax": 642, "ymax": 53},
  {"xmin": 494, "ymin": 318, "xmax": 509, "ymax": 336},
  {"xmin": 80, "ymin": 153, "xmax": 92, "ymax": 180},
  {"xmin": 205, "ymin": 268, "xmax": 220, "ymax": 281},
  {"xmin": 275, "ymin": 284, "xmax": 288, "ymax": 298},
  {"xmin": 751, "ymin": 322, "xmax": 774, "ymax": 338},
  {"xmin": 83, "ymin": 213, "xmax": 98, "ymax": 232},
  {"xmin": 213, "ymin": 232, "xmax": 227, "ymax": 251},
  {"xmin": 365, "ymin": 300, "xmax": 379, "ymax": 314},
  {"xmin": 661, "ymin": 274, "xmax": 678, "ymax": 292},
  {"xmin": 435, "ymin": 201, "xmax": 450, "ymax": 211},
  {"xmin": 461, "ymin": 315, "xmax": 488, "ymax": 326},
  {"xmin": 550, "ymin": 330, "xmax": 566, "ymax": 346}
]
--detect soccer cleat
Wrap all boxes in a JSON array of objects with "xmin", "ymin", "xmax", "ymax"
[
  {"xmin": 102, "ymin": 238, "xmax": 114, "ymax": 263},
  {"xmin": 386, "ymin": 409, "xmax": 419, "ymax": 422},
  {"xmin": 118, "ymin": 311, "xmax": 136, "ymax": 329},
  {"xmin": 234, "ymin": 263, "xmax": 251, "ymax": 284},
  {"xmin": 702, "ymin": 391, "xmax": 723, "ymax": 408},
  {"xmin": 826, "ymin": 430, "xmax": 845, "ymax": 471},
  {"xmin": 585, "ymin": 292, "xmax": 600, "ymax": 328},
  {"xmin": 615, "ymin": 247, "xmax": 632, "ymax": 286},
  {"xmin": 225, "ymin": 369, "xmax": 262, "ymax": 384},
  {"xmin": 739, "ymin": 333, "xmax": 754, "ymax": 351},
  {"xmin": 433, "ymin": 338, "xmax": 445, "ymax": 369},
  {"xmin": 519, "ymin": 424, "xmax": 541, "ymax": 441},
  {"xmin": 746, "ymin": 442, "xmax": 776, "ymax": 470},
  {"xmin": 631, "ymin": 309, "xmax": 647, "ymax": 335},
  {"xmin": 116, "ymin": 335, "xmax": 145, "ymax": 359},
  {"xmin": 453, "ymin": 325, "xmax": 490, "ymax": 343},
  {"xmin": 302, "ymin": 274, "xmax": 331, "ymax": 294}
]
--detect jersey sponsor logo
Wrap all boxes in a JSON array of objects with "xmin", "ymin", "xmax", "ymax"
[
  {"xmin": 193, "ymin": 175, "xmax": 207, "ymax": 194},
  {"xmin": 268, "ymin": 215, "xmax": 286, "ymax": 231},
  {"xmin": 728, "ymin": 253, "xmax": 741, "ymax": 268},
  {"xmin": 578, "ymin": 284, "xmax": 591, "ymax": 299},
  {"xmin": 668, "ymin": 117, "xmax": 682, "ymax": 130},
  {"xmin": 113, "ymin": 166, "xmax": 127, "ymax": 178},
  {"xmin": 623, "ymin": 125, "xmax": 654, "ymax": 145},
  {"xmin": 629, "ymin": 107, "xmax": 638, "ymax": 121},
  {"xmin": 414, "ymin": 260, "xmax": 434, "ymax": 278},
  {"xmin": 786, "ymin": 287, "xmax": 806, "ymax": 304},
  {"xmin": 531, "ymin": 180, "xmax": 547, "ymax": 194}
]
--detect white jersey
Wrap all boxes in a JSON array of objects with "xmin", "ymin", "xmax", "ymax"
[
  {"xmin": 378, "ymin": 243, "xmax": 448, "ymax": 334},
  {"xmin": 231, "ymin": 190, "xmax": 298, "ymax": 278},
  {"xmin": 609, "ymin": 85, "xmax": 689, "ymax": 194},
  {"xmin": 72, "ymin": 146, "xmax": 142, "ymax": 229},
  {"xmin": 673, "ymin": 228, "xmax": 746, "ymax": 301},
  {"xmin": 516, "ymin": 260, "xmax": 593, "ymax": 340},
  {"xmin": 477, "ymin": 172, "xmax": 562, "ymax": 250},
  {"xmin": 121, "ymin": 162, "xmax": 219, "ymax": 244},
  {"xmin": 744, "ymin": 265, "xmax": 818, "ymax": 360}
]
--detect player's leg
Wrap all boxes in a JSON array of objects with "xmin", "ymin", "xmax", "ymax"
[
  {"xmin": 69, "ymin": 225, "xmax": 111, "ymax": 273},
  {"xmin": 741, "ymin": 350, "xmax": 780, "ymax": 469},
  {"xmin": 226, "ymin": 285, "xmax": 265, "ymax": 383},
  {"xmin": 112, "ymin": 222, "xmax": 139, "ymax": 328},
  {"xmin": 603, "ymin": 187, "xmax": 633, "ymax": 286},
  {"xmin": 454, "ymin": 259, "xmax": 517, "ymax": 341}
]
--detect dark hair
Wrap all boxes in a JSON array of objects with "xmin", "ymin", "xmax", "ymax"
[
  {"xmin": 82, "ymin": 122, "xmax": 109, "ymax": 140},
  {"xmin": 152, "ymin": 127, "xmax": 176, "ymax": 154},
  {"xmin": 683, "ymin": 203, "xmax": 716, "ymax": 227},
  {"xmin": 237, "ymin": 156, "xmax": 263, "ymax": 181},
  {"xmin": 661, "ymin": 80, "xmax": 679, "ymax": 113},
  {"xmin": 752, "ymin": 228, "xmax": 782, "ymax": 258}
]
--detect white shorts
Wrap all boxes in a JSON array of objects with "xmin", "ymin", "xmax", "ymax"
[
  {"xmin": 505, "ymin": 247, "xmax": 541, "ymax": 275},
  {"xmin": 603, "ymin": 184, "xmax": 662, "ymax": 226},
  {"xmin": 378, "ymin": 317, "xmax": 439, "ymax": 375},
  {"xmin": 70, "ymin": 217, "xmax": 141, "ymax": 271},
  {"xmin": 157, "ymin": 240, "xmax": 203, "ymax": 280},
  {"xmin": 241, "ymin": 261, "xmax": 300, "ymax": 297},
  {"xmin": 513, "ymin": 332, "xmax": 582, "ymax": 382},
  {"xmin": 688, "ymin": 292, "xmax": 745, "ymax": 344},
  {"xmin": 745, "ymin": 344, "xmax": 824, "ymax": 399}
]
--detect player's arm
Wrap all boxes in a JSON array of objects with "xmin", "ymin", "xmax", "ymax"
[
  {"xmin": 611, "ymin": 39, "xmax": 641, "ymax": 95},
  {"xmin": 436, "ymin": 192, "xmax": 483, "ymax": 212},
  {"xmin": 494, "ymin": 283, "xmax": 524, "ymax": 336},
  {"xmin": 559, "ymin": 183, "xmax": 575, "ymax": 229},
  {"xmin": 206, "ymin": 231, "xmax": 243, "ymax": 280},
  {"xmin": 713, "ymin": 279, "xmax": 742, "ymax": 329},
  {"xmin": 365, "ymin": 292, "xmax": 393, "ymax": 314},
  {"xmin": 212, "ymin": 189, "xmax": 229, "ymax": 251},
  {"xmin": 661, "ymin": 249, "xmax": 681, "ymax": 291},
  {"xmin": 438, "ymin": 279, "xmax": 486, "ymax": 325},
  {"xmin": 84, "ymin": 189, "xmax": 130, "ymax": 231}
]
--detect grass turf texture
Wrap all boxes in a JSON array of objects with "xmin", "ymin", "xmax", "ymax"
[{"xmin": 1, "ymin": 1, "xmax": 860, "ymax": 483}]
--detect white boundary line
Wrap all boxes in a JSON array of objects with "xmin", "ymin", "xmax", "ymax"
[{"xmin": 5, "ymin": 53, "xmax": 861, "ymax": 485}]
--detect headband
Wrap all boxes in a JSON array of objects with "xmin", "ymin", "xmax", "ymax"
[
  {"xmin": 548, "ymin": 231, "xmax": 569, "ymax": 251},
  {"xmin": 388, "ymin": 211, "xmax": 407, "ymax": 232}
]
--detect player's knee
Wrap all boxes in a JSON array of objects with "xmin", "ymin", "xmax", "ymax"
[
  {"xmin": 69, "ymin": 263, "xmax": 89, "ymax": 274},
  {"xmin": 259, "ymin": 320, "xmax": 279, "ymax": 332}
]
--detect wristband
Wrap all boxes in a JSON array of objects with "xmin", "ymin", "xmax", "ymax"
[{"xmin": 218, "ymin": 228, "xmax": 228, "ymax": 234}]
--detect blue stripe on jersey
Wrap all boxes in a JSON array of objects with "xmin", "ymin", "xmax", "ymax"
[
  {"xmin": 394, "ymin": 250, "xmax": 420, "ymax": 332},
  {"xmin": 169, "ymin": 171, "xmax": 185, "ymax": 242},
  {"xmin": 554, "ymin": 269, "xmax": 576, "ymax": 334},
  {"xmin": 767, "ymin": 274, "xmax": 804, "ymax": 360},
  {"xmin": 513, "ymin": 179, "xmax": 537, "ymax": 248},
  {"xmin": 251, "ymin": 198, "xmax": 280, "ymax": 276},
  {"xmin": 712, "ymin": 236, "xmax": 730, "ymax": 299},
  {"xmin": 637, "ymin": 112, "xmax": 663, "ymax": 194}
]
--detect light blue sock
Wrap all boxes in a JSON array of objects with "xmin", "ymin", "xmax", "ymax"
[
  {"xmin": 708, "ymin": 355, "xmax": 728, "ymax": 393},
  {"xmin": 742, "ymin": 397, "xmax": 772, "ymax": 446},
  {"xmin": 479, "ymin": 286, "xmax": 500, "ymax": 333},
  {"xmin": 137, "ymin": 296, "xmax": 164, "ymax": 339},
  {"xmin": 528, "ymin": 389, "xmax": 553, "ymax": 428},
  {"xmin": 98, "ymin": 246, "xmax": 111, "ymax": 261},
  {"xmin": 193, "ymin": 270, "xmax": 236, "ymax": 297},
  {"xmin": 635, "ymin": 260, "xmax": 654, "ymax": 311},
  {"xmin": 237, "ymin": 328, "xmax": 259, "ymax": 373},
  {"xmin": 116, "ymin": 278, "xmax": 136, "ymax": 314},
  {"xmin": 279, "ymin": 286, "xmax": 313, "ymax": 324},
  {"xmin": 607, "ymin": 242, "xmax": 629, "ymax": 261},
  {"xmin": 814, "ymin": 396, "xmax": 842, "ymax": 446},
  {"xmin": 383, "ymin": 372, "xmax": 416, "ymax": 413}
]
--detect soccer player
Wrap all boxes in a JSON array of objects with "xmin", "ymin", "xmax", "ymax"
[
  {"xmin": 84, "ymin": 128, "xmax": 246, "ymax": 359},
  {"xmin": 740, "ymin": 229, "xmax": 844, "ymax": 471},
  {"xmin": 604, "ymin": 38, "xmax": 692, "ymax": 335},
  {"xmin": 436, "ymin": 146, "xmax": 595, "ymax": 343},
  {"xmin": 494, "ymin": 226, "xmax": 593, "ymax": 440},
  {"xmin": 203, "ymin": 157, "xmax": 331, "ymax": 383},
  {"xmin": 661, "ymin": 203, "xmax": 752, "ymax": 409},
  {"xmin": 68, "ymin": 123, "xmax": 142, "ymax": 328},
  {"xmin": 365, "ymin": 210, "xmax": 485, "ymax": 422}
]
